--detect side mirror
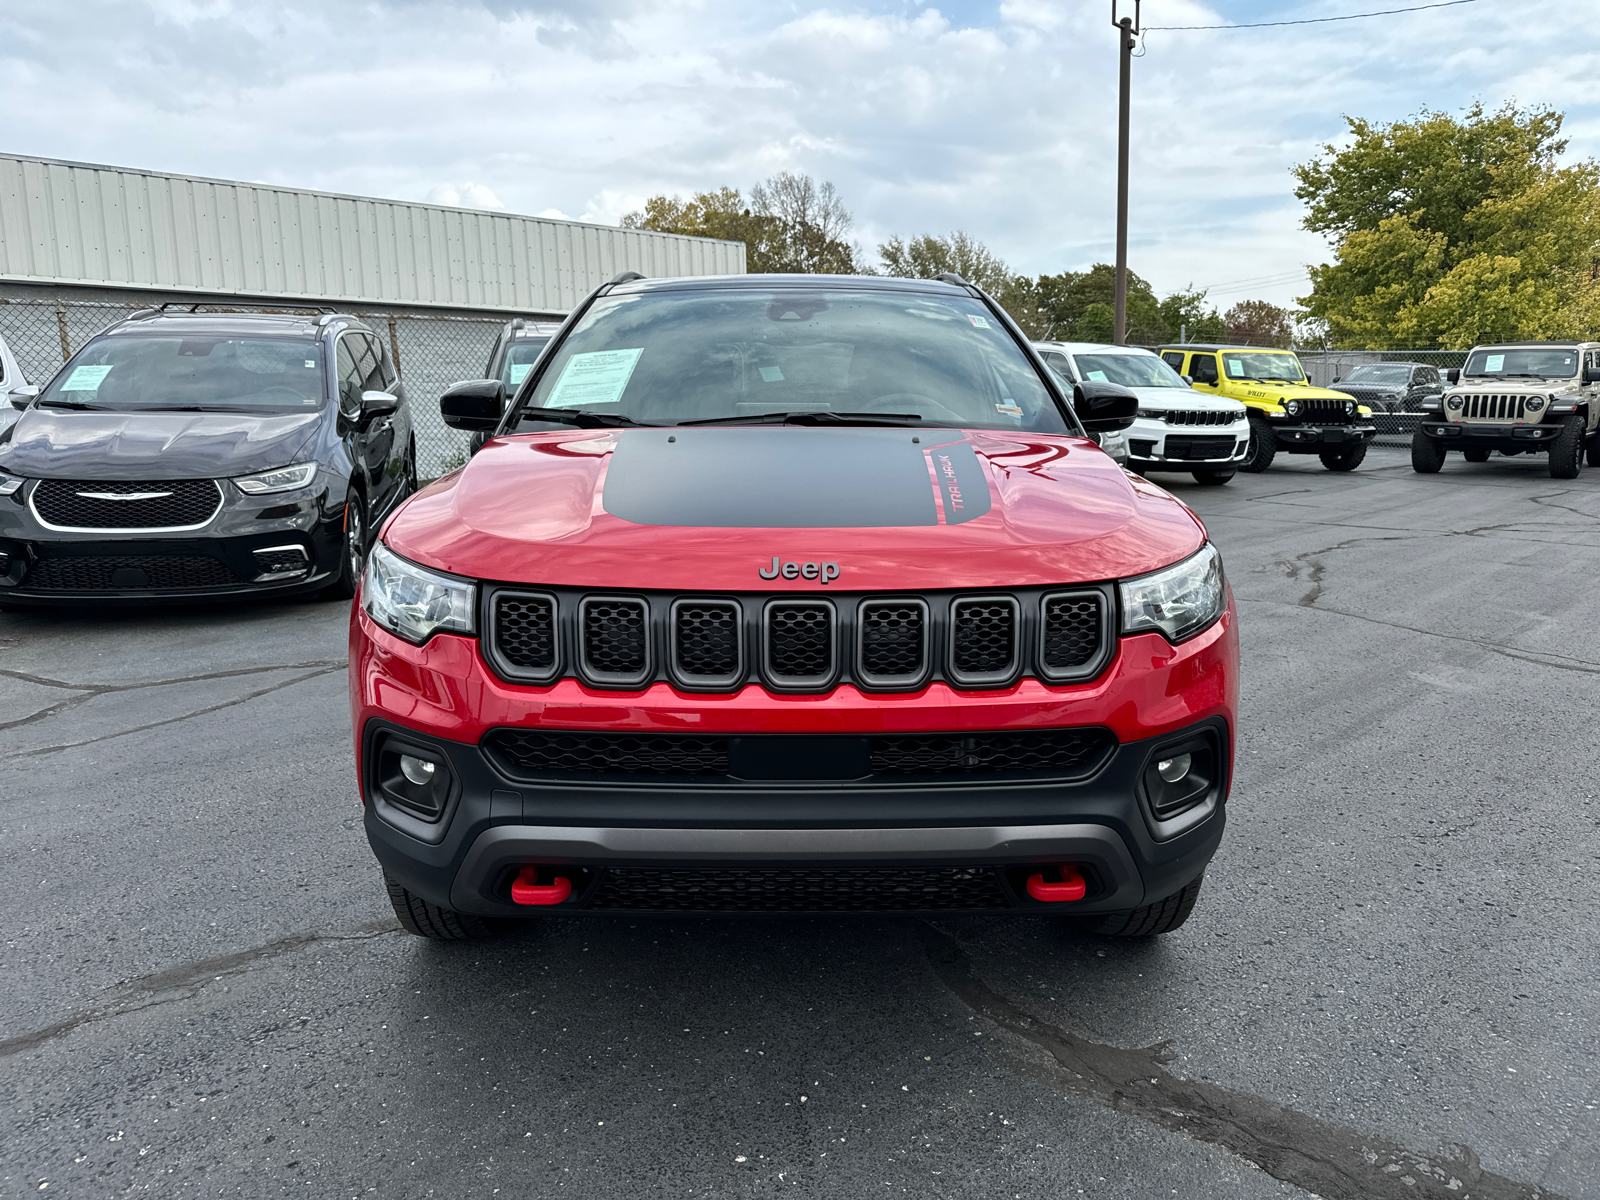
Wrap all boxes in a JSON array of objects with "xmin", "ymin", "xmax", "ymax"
[
  {"xmin": 1332, "ymin": 376, "xmax": 1341, "ymax": 383},
  {"xmin": 1181, "ymin": 375, "xmax": 1193, "ymax": 385},
  {"xmin": 1073, "ymin": 380, "xmax": 1138, "ymax": 432},
  {"xmin": 1584, "ymin": 365, "xmax": 1600, "ymax": 384},
  {"xmin": 440, "ymin": 378, "xmax": 505, "ymax": 432},
  {"xmin": 1446, "ymin": 368, "xmax": 1460, "ymax": 385},
  {"xmin": 9, "ymin": 385, "xmax": 38, "ymax": 411},
  {"xmin": 360, "ymin": 389, "xmax": 400, "ymax": 419}
]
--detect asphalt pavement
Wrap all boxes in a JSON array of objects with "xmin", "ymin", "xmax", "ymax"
[{"xmin": 2, "ymin": 444, "xmax": 1597, "ymax": 1199}]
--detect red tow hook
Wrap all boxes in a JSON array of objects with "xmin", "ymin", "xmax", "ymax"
[
  {"xmin": 511, "ymin": 865, "xmax": 572, "ymax": 906},
  {"xmin": 1026, "ymin": 864, "xmax": 1087, "ymax": 903}
]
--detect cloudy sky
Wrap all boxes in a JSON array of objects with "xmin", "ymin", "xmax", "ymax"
[{"xmin": 2, "ymin": 0, "xmax": 1596, "ymax": 308}]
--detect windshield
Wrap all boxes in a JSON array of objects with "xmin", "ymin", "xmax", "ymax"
[
  {"xmin": 499, "ymin": 338, "xmax": 551, "ymax": 389},
  {"xmin": 1343, "ymin": 364, "xmax": 1411, "ymax": 384},
  {"xmin": 1463, "ymin": 348, "xmax": 1577, "ymax": 379},
  {"xmin": 1073, "ymin": 353, "xmax": 1189, "ymax": 389},
  {"xmin": 513, "ymin": 287, "xmax": 1069, "ymax": 433},
  {"xmin": 1221, "ymin": 351, "xmax": 1305, "ymax": 383},
  {"xmin": 40, "ymin": 336, "xmax": 324, "ymax": 411}
]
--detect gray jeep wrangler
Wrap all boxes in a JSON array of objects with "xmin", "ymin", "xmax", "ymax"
[{"xmin": 1413, "ymin": 341, "xmax": 1600, "ymax": 478}]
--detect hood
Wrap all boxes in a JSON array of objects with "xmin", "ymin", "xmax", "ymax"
[
  {"xmin": 1233, "ymin": 381, "xmax": 1356, "ymax": 404},
  {"xmin": 0, "ymin": 408, "xmax": 323, "ymax": 480},
  {"xmin": 1333, "ymin": 381, "xmax": 1404, "ymax": 398},
  {"xmin": 1126, "ymin": 387, "xmax": 1244, "ymax": 412},
  {"xmin": 386, "ymin": 426, "xmax": 1208, "ymax": 592},
  {"xmin": 1451, "ymin": 378, "xmax": 1579, "ymax": 395}
]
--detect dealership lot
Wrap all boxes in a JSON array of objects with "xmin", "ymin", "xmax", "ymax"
[{"xmin": 1, "ymin": 445, "xmax": 1597, "ymax": 1198}]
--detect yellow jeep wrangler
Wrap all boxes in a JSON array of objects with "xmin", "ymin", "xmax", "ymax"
[{"xmin": 1156, "ymin": 344, "xmax": 1375, "ymax": 473}]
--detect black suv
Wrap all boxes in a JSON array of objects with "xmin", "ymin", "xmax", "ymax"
[{"xmin": 0, "ymin": 307, "xmax": 415, "ymax": 604}]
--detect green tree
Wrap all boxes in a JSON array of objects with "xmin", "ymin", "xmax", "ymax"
[
  {"xmin": 1294, "ymin": 103, "xmax": 1600, "ymax": 347},
  {"xmin": 1223, "ymin": 300, "xmax": 1293, "ymax": 347},
  {"xmin": 1032, "ymin": 264, "xmax": 1223, "ymax": 344},
  {"xmin": 875, "ymin": 231, "xmax": 1051, "ymax": 336}
]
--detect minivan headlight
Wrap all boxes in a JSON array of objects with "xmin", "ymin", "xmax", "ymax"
[
  {"xmin": 363, "ymin": 541, "xmax": 476, "ymax": 645},
  {"xmin": 233, "ymin": 462, "xmax": 317, "ymax": 494},
  {"xmin": 1120, "ymin": 543, "xmax": 1226, "ymax": 643}
]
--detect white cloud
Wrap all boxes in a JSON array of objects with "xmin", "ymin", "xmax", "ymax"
[{"xmin": 0, "ymin": 0, "xmax": 1594, "ymax": 311}]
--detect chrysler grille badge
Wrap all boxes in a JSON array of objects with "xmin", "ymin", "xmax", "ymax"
[
  {"xmin": 76, "ymin": 491, "xmax": 174, "ymax": 501},
  {"xmin": 759, "ymin": 556, "xmax": 840, "ymax": 584}
]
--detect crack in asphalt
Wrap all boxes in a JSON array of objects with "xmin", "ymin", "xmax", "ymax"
[
  {"xmin": 917, "ymin": 923, "xmax": 1564, "ymax": 1200},
  {"xmin": 0, "ymin": 921, "xmax": 400, "ymax": 1059},
  {"xmin": 0, "ymin": 663, "xmax": 347, "ymax": 759}
]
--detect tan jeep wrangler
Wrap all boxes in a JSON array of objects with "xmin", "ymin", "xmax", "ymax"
[{"xmin": 1413, "ymin": 341, "xmax": 1600, "ymax": 478}]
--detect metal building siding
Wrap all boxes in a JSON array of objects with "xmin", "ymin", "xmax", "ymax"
[{"xmin": 0, "ymin": 154, "xmax": 745, "ymax": 311}]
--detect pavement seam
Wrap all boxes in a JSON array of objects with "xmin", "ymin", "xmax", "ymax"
[{"xmin": 917, "ymin": 922, "xmax": 1563, "ymax": 1200}]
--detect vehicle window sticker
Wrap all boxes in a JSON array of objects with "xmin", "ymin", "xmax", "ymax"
[
  {"xmin": 1225, "ymin": 358, "xmax": 1243, "ymax": 375},
  {"xmin": 1485, "ymin": 354, "xmax": 1504, "ymax": 371},
  {"xmin": 304, "ymin": 359, "xmax": 316, "ymax": 369},
  {"xmin": 759, "ymin": 366, "xmax": 784, "ymax": 382},
  {"xmin": 508, "ymin": 363, "xmax": 533, "ymax": 385},
  {"xmin": 63, "ymin": 364, "xmax": 113, "ymax": 391},
  {"xmin": 546, "ymin": 348, "xmax": 644, "ymax": 408},
  {"xmin": 1086, "ymin": 370, "xmax": 1109, "ymax": 382},
  {"xmin": 966, "ymin": 314, "xmax": 990, "ymax": 329}
]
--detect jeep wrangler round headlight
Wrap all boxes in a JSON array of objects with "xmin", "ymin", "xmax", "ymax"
[
  {"xmin": 1284, "ymin": 399, "xmax": 1300, "ymax": 416},
  {"xmin": 1525, "ymin": 395, "xmax": 1546, "ymax": 411},
  {"xmin": 1120, "ymin": 543, "xmax": 1226, "ymax": 644},
  {"xmin": 363, "ymin": 541, "xmax": 476, "ymax": 645},
  {"xmin": 1446, "ymin": 395, "xmax": 1463, "ymax": 410}
]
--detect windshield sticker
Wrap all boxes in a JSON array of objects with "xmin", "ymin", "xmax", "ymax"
[
  {"xmin": 1485, "ymin": 354, "xmax": 1505, "ymax": 371},
  {"xmin": 966, "ymin": 314, "xmax": 991, "ymax": 329},
  {"xmin": 304, "ymin": 359, "xmax": 316, "ymax": 369},
  {"xmin": 1086, "ymin": 370, "xmax": 1109, "ymax": 382},
  {"xmin": 508, "ymin": 363, "xmax": 533, "ymax": 385},
  {"xmin": 995, "ymin": 403, "xmax": 1022, "ymax": 416},
  {"xmin": 1225, "ymin": 358, "xmax": 1243, "ymax": 375},
  {"xmin": 63, "ymin": 364, "xmax": 113, "ymax": 392},
  {"xmin": 546, "ymin": 348, "xmax": 643, "ymax": 409},
  {"xmin": 759, "ymin": 366, "xmax": 784, "ymax": 382}
]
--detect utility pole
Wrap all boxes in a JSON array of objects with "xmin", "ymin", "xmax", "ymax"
[{"xmin": 1112, "ymin": 0, "xmax": 1140, "ymax": 345}]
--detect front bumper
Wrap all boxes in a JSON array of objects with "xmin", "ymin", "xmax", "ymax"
[
  {"xmin": 1419, "ymin": 420, "xmax": 1561, "ymax": 447},
  {"xmin": 351, "ymin": 601, "xmax": 1238, "ymax": 917},
  {"xmin": 1126, "ymin": 419, "xmax": 1250, "ymax": 470},
  {"xmin": 1270, "ymin": 423, "xmax": 1377, "ymax": 451}
]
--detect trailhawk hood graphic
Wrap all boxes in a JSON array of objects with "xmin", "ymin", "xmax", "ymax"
[
  {"xmin": 0, "ymin": 408, "xmax": 323, "ymax": 480},
  {"xmin": 387, "ymin": 426, "xmax": 1208, "ymax": 592}
]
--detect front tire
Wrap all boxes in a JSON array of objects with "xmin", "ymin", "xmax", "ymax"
[
  {"xmin": 1411, "ymin": 429, "xmax": 1446, "ymax": 473},
  {"xmin": 1076, "ymin": 875, "xmax": 1204, "ymax": 937},
  {"xmin": 321, "ymin": 488, "xmax": 366, "ymax": 601},
  {"xmin": 1550, "ymin": 416, "xmax": 1586, "ymax": 479},
  {"xmin": 1586, "ymin": 435, "xmax": 1600, "ymax": 468},
  {"xmin": 1461, "ymin": 448, "xmax": 1491, "ymax": 463},
  {"xmin": 1191, "ymin": 468, "xmax": 1235, "ymax": 485},
  {"xmin": 1241, "ymin": 416, "xmax": 1276, "ymax": 473},
  {"xmin": 1319, "ymin": 443, "xmax": 1367, "ymax": 471},
  {"xmin": 385, "ymin": 873, "xmax": 495, "ymax": 940}
]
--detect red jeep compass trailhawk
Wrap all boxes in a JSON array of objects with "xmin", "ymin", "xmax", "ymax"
[{"xmin": 350, "ymin": 274, "xmax": 1237, "ymax": 938}]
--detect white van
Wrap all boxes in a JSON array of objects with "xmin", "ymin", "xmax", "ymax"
[{"xmin": 1033, "ymin": 341, "xmax": 1249, "ymax": 485}]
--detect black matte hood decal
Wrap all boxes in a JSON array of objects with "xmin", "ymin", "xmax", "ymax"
[
  {"xmin": 601, "ymin": 427, "xmax": 992, "ymax": 528},
  {"xmin": 0, "ymin": 409, "xmax": 323, "ymax": 480}
]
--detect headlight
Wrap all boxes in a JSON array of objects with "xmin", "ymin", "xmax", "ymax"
[
  {"xmin": 0, "ymin": 470, "xmax": 22, "ymax": 497},
  {"xmin": 233, "ymin": 462, "xmax": 317, "ymax": 495},
  {"xmin": 1525, "ymin": 396, "xmax": 1545, "ymax": 410},
  {"xmin": 1446, "ymin": 395, "xmax": 1463, "ymax": 410},
  {"xmin": 1345, "ymin": 400, "xmax": 1355, "ymax": 413},
  {"xmin": 1284, "ymin": 399, "xmax": 1300, "ymax": 416},
  {"xmin": 1136, "ymin": 408, "xmax": 1161, "ymax": 420},
  {"xmin": 1120, "ymin": 543, "xmax": 1226, "ymax": 644},
  {"xmin": 363, "ymin": 541, "xmax": 476, "ymax": 645}
]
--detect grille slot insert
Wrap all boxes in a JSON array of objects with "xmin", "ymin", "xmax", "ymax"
[
  {"xmin": 31, "ymin": 479, "xmax": 222, "ymax": 531},
  {"xmin": 1038, "ymin": 590, "xmax": 1109, "ymax": 682},
  {"xmin": 579, "ymin": 596, "xmax": 651, "ymax": 688},
  {"xmin": 869, "ymin": 728, "xmax": 1114, "ymax": 778},
  {"xmin": 856, "ymin": 598, "xmax": 929, "ymax": 689},
  {"xmin": 1163, "ymin": 410, "xmax": 1237, "ymax": 426},
  {"xmin": 588, "ymin": 867, "xmax": 1009, "ymax": 912},
  {"xmin": 949, "ymin": 596, "xmax": 1019, "ymax": 686},
  {"xmin": 763, "ymin": 599, "xmax": 837, "ymax": 691},
  {"xmin": 485, "ymin": 729, "xmax": 730, "ymax": 778},
  {"xmin": 491, "ymin": 590, "xmax": 561, "ymax": 682},
  {"xmin": 22, "ymin": 554, "xmax": 239, "ymax": 591},
  {"xmin": 671, "ymin": 599, "xmax": 743, "ymax": 689}
]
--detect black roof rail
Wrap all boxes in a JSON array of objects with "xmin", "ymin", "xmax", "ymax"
[
  {"xmin": 147, "ymin": 300, "xmax": 337, "ymax": 316},
  {"xmin": 936, "ymin": 272, "xmax": 970, "ymax": 288},
  {"xmin": 607, "ymin": 271, "xmax": 646, "ymax": 286}
]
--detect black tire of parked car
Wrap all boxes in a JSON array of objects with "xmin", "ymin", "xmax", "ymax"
[
  {"xmin": 1191, "ymin": 469, "xmax": 1235, "ymax": 485},
  {"xmin": 1241, "ymin": 416, "xmax": 1276, "ymax": 473},
  {"xmin": 1548, "ymin": 416, "xmax": 1586, "ymax": 480},
  {"xmin": 1075, "ymin": 875, "xmax": 1204, "ymax": 937},
  {"xmin": 385, "ymin": 873, "xmax": 496, "ymax": 939},
  {"xmin": 322, "ymin": 488, "xmax": 367, "ymax": 601},
  {"xmin": 1586, "ymin": 435, "xmax": 1600, "ymax": 468},
  {"xmin": 1462, "ymin": 448, "xmax": 1491, "ymax": 463},
  {"xmin": 1411, "ymin": 429, "xmax": 1446, "ymax": 474},
  {"xmin": 1319, "ymin": 444, "xmax": 1367, "ymax": 472}
]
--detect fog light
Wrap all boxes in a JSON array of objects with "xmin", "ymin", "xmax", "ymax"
[
  {"xmin": 1157, "ymin": 754, "xmax": 1191, "ymax": 783},
  {"xmin": 401, "ymin": 755, "xmax": 436, "ymax": 785}
]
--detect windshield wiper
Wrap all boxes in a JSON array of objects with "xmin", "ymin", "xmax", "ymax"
[
  {"xmin": 1260, "ymin": 377, "xmax": 1301, "ymax": 384},
  {"xmin": 35, "ymin": 398, "xmax": 110, "ymax": 411},
  {"xmin": 519, "ymin": 408, "xmax": 652, "ymax": 428},
  {"xmin": 676, "ymin": 411, "xmax": 924, "ymax": 427},
  {"xmin": 139, "ymin": 405, "xmax": 267, "ymax": 413}
]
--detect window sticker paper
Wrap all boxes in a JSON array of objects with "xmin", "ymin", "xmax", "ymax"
[
  {"xmin": 63, "ymin": 364, "xmax": 113, "ymax": 391},
  {"xmin": 966, "ymin": 314, "xmax": 991, "ymax": 329},
  {"xmin": 545, "ymin": 348, "xmax": 643, "ymax": 408},
  {"xmin": 304, "ymin": 360, "xmax": 317, "ymax": 369},
  {"xmin": 1225, "ymin": 358, "xmax": 1243, "ymax": 375},
  {"xmin": 508, "ymin": 363, "xmax": 533, "ymax": 385},
  {"xmin": 759, "ymin": 366, "xmax": 784, "ymax": 382},
  {"xmin": 1485, "ymin": 354, "xmax": 1505, "ymax": 371},
  {"xmin": 1086, "ymin": 370, "xmax": 1109, "ymax": 382},
  {"xmin": 995, "ymin": 403, "xmax": 1023, "ymax": 416}
]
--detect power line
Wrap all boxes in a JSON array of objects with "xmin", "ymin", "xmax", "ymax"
[{"xmin": 1145, "ymin": 0, "xmax": 1475, "ymax": 32}]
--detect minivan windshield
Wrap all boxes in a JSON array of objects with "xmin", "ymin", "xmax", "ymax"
[
  {"xmin": 39, "ymin": 336, "xmax": 324, "ymax": 412},
  {"xmin": 512, "ymin": 287, "xmax": 1070, "ymax": 433},
  {"xmin": 1342, "ymin": 364, "xmax": 1411, "ymax": 384},
  {"xmin": 499, "ymin": 338, "xmax": 551, "ymax": 389},
  {"xmin": 1073, "ymin": 353, "xmax": 1189, "ymax": 389},
  {"xmin": 1463, "ymin": 348, "xmax": 1578, "ymax": 379},
  {"xmin": 1220, "ymin": 351, "xmax": 1305, "ymax": 383}
]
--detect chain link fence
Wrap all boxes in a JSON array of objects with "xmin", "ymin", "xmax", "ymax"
[
  {"xmin": 0, "ymin": 296, "xmax": 521, "ymax": 478},
  {"xmin": 1298, "ymin": 349, "xmax": 1468, "ymax": 445}
]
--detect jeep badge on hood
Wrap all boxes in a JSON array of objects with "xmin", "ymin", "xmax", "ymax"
[{"xmin": 760, "ymin": 557, "xmax": 841, "ymax": 584}]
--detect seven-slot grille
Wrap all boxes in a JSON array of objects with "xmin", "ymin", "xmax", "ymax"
[
  {"xmin": 1295, "ymin": 398, "xmax": 1356, "ymax": 424},
  {"xmin": 31, "ymin": 479, "xmax": 223, "ymax": 530},
  {"xmin": 1463, "ymin": 394, "xmax": 1533, "ymax": 421},
  {"xmin": 1163, "ymin": 410, "xmax": 1238, "ymax": 426}
]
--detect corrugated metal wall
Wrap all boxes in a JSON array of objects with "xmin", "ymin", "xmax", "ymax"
[{"xmin": 0, "ymin": 155, "xmax": 745, "ymax": 313}]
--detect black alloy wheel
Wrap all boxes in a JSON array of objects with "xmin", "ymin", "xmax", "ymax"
[
  {"xmin": 322, "ymin": 489, "xmax": 367, "ymax": 601},
  {"xmin": 1411, "ymin": 428, "xmax": 1446, "ymax": 474},
  {"xmin": 1548, "ymin": 416, "xmax": 1586, "ymax": 480},
  {"xmin": 1241, "ymin": 415, "xmax": 1276, "ymax": 473}
]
